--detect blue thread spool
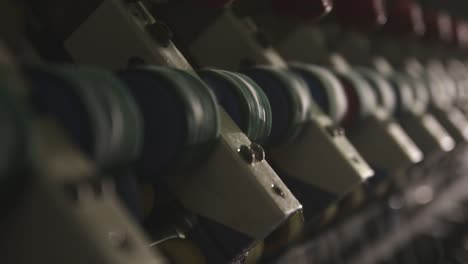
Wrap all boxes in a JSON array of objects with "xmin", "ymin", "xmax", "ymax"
[
  {"xmin": 243, "ymin": 66, "xmax": 312, "ymax": 146},
  {"xmin": 25, "ymin": 66, "xmax": 144, "ymax": 219},
  {"xmin": 199, "ymin": 69, "xmax": 272, "ymax": 144},
  {"xmin": 118, "ymin": 66, "xmax": 220, "ymax": 182}
]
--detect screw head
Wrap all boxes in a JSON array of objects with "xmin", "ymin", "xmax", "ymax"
[
  {"xmin": 238, "ymin": 143, "xmax": 266, "ymax": 164},
  {"xmin": 326, "ymin": 125, "xmax": 345, "ymax": 137},
  {"xmin": 271, "ymin": 184, "xmax": 286, "ymax": 198},
  {"xmin": 238, "ymin": 145, "xmax": 256, "ymax": 164},
  {"xmin": 250, "ymin": 143, "xmax": 266, "ymax": 162}
]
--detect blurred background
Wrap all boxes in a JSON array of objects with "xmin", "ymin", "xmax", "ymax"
[{"xmin": 2, "ymin": 0, "xmax": 468, "ymax": 263}]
